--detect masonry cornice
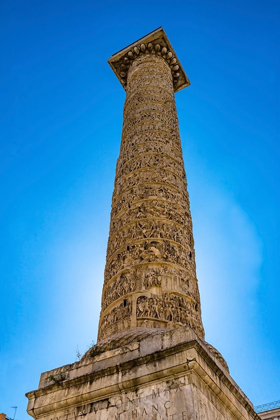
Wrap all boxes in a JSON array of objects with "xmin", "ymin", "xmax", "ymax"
[
  {"xmin": 108, "ymin": 27, "xmax": 190, "ymax": 92},
  {"xmin": 26, "ymin": 327, "xmax": 259, "ymax": 420}
]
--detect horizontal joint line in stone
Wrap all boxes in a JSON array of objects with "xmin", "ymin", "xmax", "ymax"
[
  {"xmin": 122, "ymin": 118, "xmax": 179, "ymax": 137},
  {"xmin": 110, "ymin": 210, "xmax": 192, "ymax": 239},
  {"xmin": 108, "ymin": 215, "xmax": 192, "ymax": 244},
  {"xmin": 113, "ymin": 181, "xmax": 188, "ymax": 204},
  {"xmin": 119, "ymin": 140, "xmax": 183, "ymax": 162},
  {"xmin": 123, "ymin": 97, "xmax": 176, "ymax": 117},
  {"xmin": 127, "ymin": 58, "xmax": 172, "ymax": 74},
  {"xmin": 106, "ymin": 234, "xmax": 193, "ymax": 262},
  {"xmin": 117, "ymin": 151, "xmax": 183, "ymax": 175},
  {"xmin": 124, "ymin": 86, "xmax": 177, "ymax": 102},
  {"xmin": 127, "ymin": 68, "xmax": 173, "ymax": 86},
  {"xmin": 120, "ymin": 139, "xmax": 182, "ymax": 158},
  {"xmin": 101, "ymin": 286, "xmax": 198, "ymax": 314},
  {"xmin": 28, "ymin": 338, "xmax": 256, "ymax": 416},
  {"xmin": 117, "ymin": 151, "xmax": 183, "ymax": 171},
  {"xmin": 109, "ymin": 198, "xmax": 190, "ymax": 227},
  {"xmin": 114, "ymin": 166, "xmax": 186, "ymax": 187},
  {"xmin": 104, "ymin": 261, "xmax": 198, "ymax": 287},
  {"xmin": 127, "ymin": 63, "xmax": 172, "ymax": 80},
  {"xmin": 128, "ymin": 57, "xmax": 172, "ymax": 71},
  {"xmin": 125, "ymin": 83, "xmax": 175, "ymax": 99},
  {"xmin": 122, "ymin": 109, "xmax": 178, "ymax": 131},
  {"xmin": 121, "ymin": 127, "xmax": 182, "ymax": 146},
  {"xmin": 123, "ymin": 99, "xmax": 176, "ymax": 118},
  {"xmin": 105, "ymin": 236, "xmax": 194, "ymax": 265},
  {"xmin": 102, "ymin": 268, "xmax": 199, "ymax": 297},
  {"xmin": 109, "ymin": 207, "xmax": 191, "ymax": 232}
]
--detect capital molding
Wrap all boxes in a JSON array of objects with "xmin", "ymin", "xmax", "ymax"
[{"xmin": 108, "ymin": 27, "xmax": 190, "ymax": 93}]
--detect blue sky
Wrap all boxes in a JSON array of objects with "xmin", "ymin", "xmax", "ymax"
[{"xmin": 0, "ymin": 1, "xmax": 279, "ymax": 419}]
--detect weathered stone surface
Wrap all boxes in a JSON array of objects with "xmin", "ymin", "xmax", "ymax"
[
  {"xmin": 26, "ymin": 327, "xmax": 259, "ymax": 420},
  {"xmin": 26, "ymin": 28, "xmax": 261, "ymax": 420},
  {"xmin": 98, "ymin": 30, "xmax": 204, "ymax": 343}
]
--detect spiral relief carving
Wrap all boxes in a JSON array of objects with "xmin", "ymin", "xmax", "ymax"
[
  {"xmin": 98, "ymin": 42, "xmax": 204, "ymax": 342},
  {"xmin": 136, "ymin": 293, "xmax": 204, "ymax": 338}
]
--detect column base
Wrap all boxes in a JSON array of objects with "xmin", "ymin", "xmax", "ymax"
[{"xmin": 26, "ymin": 326, "xmax": 259, "ymax": 420}]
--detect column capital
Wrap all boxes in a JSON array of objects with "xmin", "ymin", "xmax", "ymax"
[{"xmin": 108, "ymin": 27, "xmax": 190, "ymax": 93}]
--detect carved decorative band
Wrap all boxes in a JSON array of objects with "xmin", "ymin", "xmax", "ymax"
[
  {"xmin": 114, "ymin": 168, "xmax": 187, "ymax": 198},
  {"xmin": 104, "ymin": 239, "xmax": 196, "ymax": 281},
  {"xmin": 121, "ymin": 126, "xmax": 181, "ymax": 149},
  {"xmin": 123, "ymin": 95, "xmax": 176, "ymax": 120},
  {"xmin": 120, "ymin": 132, "xmax": 183, "ymax": 157},
  {"xmin": 117, "ymin": 43, "xmax": 181, "ymax": 89},
  {"xmin": 112, "ymin": 183, "xmax": 190, "ymax": 216},
  {"xmin": 136, "ymin": 294, "xmax": 204, "ymax": 339},
  {"xmin": 123, "ymin": 89, "xmax": 175, "ymax": 114},
  {"xmin": 106, "ymin": 220, "xmax": 194, "ymax": 260},
  {"xmin": 117, "ymin": 141, "xmax": 183, "ymax": 171},
  {"xmin": 122, "ymin": 109, "xmax": 178, "ymax": 133},
  {"xmin": 112, "ymin": 170, "xmax": 187, "ymax": 202},
  {"xmin": 101, "ymin": 264, "xmax": 200, "ymax": 312},
  {"xmin": 98, "ymin": 299, "xmax": 132, "ymax": 341},
  {"xmin": 115, "ymin": 153, "xmax": 186, "ymax": 184},
  {"xmin": 103, "ymin": 260, "xmax": 198, "ymax": 288},
  {"xmin": 121, "ymin": 116, "xmax": 180, "ymax": 139},
  {"xmin": 109, "ymin": 200, "xmax": 192, "ymax": 234}
]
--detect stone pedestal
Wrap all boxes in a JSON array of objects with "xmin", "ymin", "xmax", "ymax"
[{"xmin": 26, "ymin": 327, "xmax": 259, "ymax": 420}]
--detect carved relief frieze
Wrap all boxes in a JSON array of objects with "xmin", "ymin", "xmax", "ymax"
[
  {"xmin": 99, "ymin": 299, "xmax": 132, "ymax": 341},
  {"xmin": 127, "ymin": 70, "xmax": 173, "ymax": 96},
  {"xmin": 115, "ymin": 152, "xmax": 186, "ymax": 181},
  {"xmin": 102, "ymin": 263, "xmax": 200, "ymax": 311},
  {"xmin": 122, "ymin": 110, "xmax": 180, "ymax": 135},
  {"xmin": 112, "ymin": 184, "xmax": 190, "ymax": 217},
  {"xmin": 104, "ymin": 240, "xmax": 196, "ymax": 283},
  {"xmin": 122, "ymin": 108, "xmax": 178, "ymax": 137},
  {"xmin": 136, "ymin": 293, "xmax": 204, "ymax": 338},
  {"xmin": 121, "ymin": 111, "xmax": 179, "ymax": 136},
  {"xmin": 117, "ymin": 141, "xmax": 183, "ymax": 174},
  {"xmin": 123, "ymin": 100, "xmax": 177, "ymax": 122},
  {"xmin": 106, "ymin": 219, "xmax": 193, "ymax": 259},
  {"xmin": 128, "ymin": 57, "xmax": 173, "ymax": 81},
  {"xmin": 111, "ymin": 184, "xmax": 190, "ymax": 220},
  {"xmin": 113, "ymin": 168, "xmax": 187, "ymax": 202},
  {"xmin": 122, "ymin": 116, "xmax": 180, "ymax": 140},
  {"xmin": 158, "ymin": 268, "xmax": 200, "ymax": 302},
  {"xmin": 110, "ymin": 200, "xmax": 192, "ymax": 235},
  {"xmin": 124, "ymin": 86, "xmax": 175, "ymax": 114},
  {"xmin": 101, "ymin": 271, "xmax": 137, "ymax": 311},
  {"xmin": 121, "ymin": 129, "xmax": 182, "ymax": 153},
  {"xmin": 123, "ymin": 89, "xmax": 176, "ymax": 114},
  {"xmin": 125, "ymin": 54, "xmax": 176, "ymax": 90}
]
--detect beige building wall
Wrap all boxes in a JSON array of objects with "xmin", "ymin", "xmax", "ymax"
[{"xmin": 256, "ymin": 401, "xmax": 280, "ymax": 420}]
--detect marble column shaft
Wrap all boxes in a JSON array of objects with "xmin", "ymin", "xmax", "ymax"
[{"xmin": 98, "ymin": 51, "xmax": 204, "ymax": 342}]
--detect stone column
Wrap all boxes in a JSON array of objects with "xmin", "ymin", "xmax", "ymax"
[
  {"xmin": 98, "ymin": 29, "xmax": 205, "ymax": 342},
  {"xmin": 26, "ymin": 29, "xmax": 260, "ymax": 420}
]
